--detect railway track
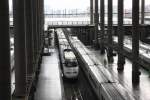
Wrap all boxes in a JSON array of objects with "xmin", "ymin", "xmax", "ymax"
[
  {"xmin": 63, "ymin": 68, "xmax": 98, "ymax": 100},
  {"xmin": 71, "ymin": 85, "xmax": 83, "ymax": 100}
]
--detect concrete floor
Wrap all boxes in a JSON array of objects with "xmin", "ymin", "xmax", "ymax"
[{"xmin": 34, "ymin": 49, "xmax": 64, "ymax": 100}]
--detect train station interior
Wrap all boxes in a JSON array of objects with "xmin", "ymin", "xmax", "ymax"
[{"xmin": 0, "ymin": 0, "xmax": 150, "ymax": 100}]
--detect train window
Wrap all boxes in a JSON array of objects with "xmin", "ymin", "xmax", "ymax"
[
  {"xmin": 71, "ymin": 61, "xmax": 78, "ymax": 66},
  {"xmin": 65, "ymin": 60, "xmax": 78, "ymax": 67}
]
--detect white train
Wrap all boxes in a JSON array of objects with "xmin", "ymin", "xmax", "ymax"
[
  {"xmin": 56, "ymin": 29, "xmax": 79, "ymax": 79},
  {"xmin": 63, "ymin": 49, "xmax": 79, "ymax": 78}
]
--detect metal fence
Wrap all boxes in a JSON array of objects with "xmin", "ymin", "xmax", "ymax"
[{"xmin": 47, "ymin": 21, "xmax": 90, "ymax": 25}]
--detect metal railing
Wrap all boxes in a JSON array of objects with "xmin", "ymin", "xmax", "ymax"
[
  {"xmin": 45, "ymin": 13, "xmax": 90, "ymax": 18},
  {"xmin": 47, "ymin": 21, "xmax": 90, "ymax": 26}
]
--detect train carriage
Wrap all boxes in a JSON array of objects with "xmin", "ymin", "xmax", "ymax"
[{"xmin": 56, "ymin": 29, "xmax": 79, "ymax": 79}]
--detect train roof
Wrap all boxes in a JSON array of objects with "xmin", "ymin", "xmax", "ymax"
[
  {"xmin": 64, "ymin": 50, "xmax": 76, "ymax": 60},
  {"xmin": 58, "ymin": 33, "xmax": 65, "ymax": 39},
  {"xmin": 59, "ymin": 38, "xmax": 67, "ymax": 42},
  {"xmin": 59, "ymin": 39, "xmax": 69, "ymax": 45},
  {"xmin": 60, "ymin": 44, "xmax": 71, "ymax": 50},
  {"xmin": 57, "ymin": 29, "xmax": 66, "ymax": 39}
]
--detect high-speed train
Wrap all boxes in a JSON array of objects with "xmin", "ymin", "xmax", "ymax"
[
  {"xmin": 62, "ymin": 28, "xmax": 136, "ymax": 100},
  {"xmin": 56, "ymin": 29, "xmax": 79, "ymax": 79}
]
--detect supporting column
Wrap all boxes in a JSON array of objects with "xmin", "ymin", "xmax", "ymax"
[
  {"xmin": 132, "ymin": 0, "xmax": 140, "ymax": 84},
  {"xmin": 90, "ymin": 0, "xmax": 94, "ymax": 24},
  {"xmin": 141, "ymin": 0, "xmax": 145, "ymax": 24},
  {"xmin": 36, "ymin": 0, "xmax": 43, "ymax": 76},
  {"xmin": 39, "ymin": 0, "xmax": 42, "ymax": 52},
  {"xmin": 87, "ymin": 29, "xmax": 89, "ymax": 45},
  {"xmin": 30, "ymin": 0, "xmax": 34, "ymax": 75},
  {"xmin": 36, "ymin": 0, "xmax": 40, "ymax": 61},
  {"xmin": 39, "ymin": 0, "xmax": 44, "ymax": 53},
  {"xmin": 100, "ymin": 0, "xmax": 105, "ymax": 54},
  {"xmin": 37, "ymin": 0, "xmax": 40, "ymax": 59},
  {"xmin": 94, "ymin": 0, "xmax": 99, "ymax": 49},
  {"xmin": 89, "ymin": 28, "xmax": 93, "ymax": 45},
  {"xmin": 107, "ymin": 0, "xmax": 114, "ymax": 62},
  {"xmin": 32, "ymin": 0, "xmax": 38, "ymax": 72},
  {"xmin": 42, "ymin": 0, "xmax": 45, "ymax": 50},
  {"xmin": 34, "ymin": 0, "xmax": 41, "ymax": 88},
  {"xmin": 117, "ymin": 0, "xmax": 125, "ymax": 71},
  {"xmin": 41, "ymin": 0, "xmax": 45, "ymax": 50},
  {"xmin": 82, "ymin": 28, "xmax": 85, "ymax": 44},
  {"xmin": 13, "ymin": 0, "xmax": 27, "ymax": 97},
  {"xmin": 39, "ymin": 0, "xmax": 42, "ymax": 51},
  {"xmin": 40, "ymin": 0, "xmax": 44, "ymax": 56},
  {"xmin": 80, "ymin": 28, "xmax": 83, "ymax": 43},
  {"xmin": 25, "ymin": 0, "xmax": 33, "ymax": 76},
  {"xmin": 0, "ymin": 0, "xmax": 11, "ymax": 99},
  {"xmin": 35, "ymin": 0, "xmax": 38, "ymax": 63}
]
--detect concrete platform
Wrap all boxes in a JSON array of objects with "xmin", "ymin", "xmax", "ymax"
[
  {"xmin": 112, "ymin": 36, "xmax": 150, "ymax": 71},
  {"xmin": 34, "ymin": 49, "xmax": 65, "ymax": 100}
]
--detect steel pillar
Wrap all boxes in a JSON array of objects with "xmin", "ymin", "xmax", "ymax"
[
  {"xmin": 80, "ymin": 28, "xmax": 83, "ymax": 42},
  {"xmin": 40, "ymin": 0, "xmax": 44, "ymax": 52},
  {"xmin": 141, "ymin": 0, "xmax": 145, "ymax": 24},
  {"xmin": 37, "ymin": 0, "xmax": 40, "ymax": 58},
  {"xmin": 32, "ymin": 0, "xmax": 38, "ymax": 71},
  {"xmin": 107, "ymin": 0, "xmax": 114, "ymax": 62},
  {"xmin": 40, "ymin": 0, "xmax": 44, "ymax": 54},
  {"xmin": 35, "ymin": 0, "xmax": 38, "ymax": 64},
  {"xmin": 41, "ymin": 0, "xmax": 45, "ymax": 50},
  {"xmin": 117, "ymin": 0, "xmax": 125, "ymax": 71},
  {"xmin": 89, "ymin": 28, "xmax": 93, "ymax": 45},
  {"xmin": 132, "ymin": 0, "xmax": 140, "ymax": 84},
  {"xmin": 94, "ymin": 0, "xmax": 99, "ymax": 49},
  {"xmin": 30, "ymin": 0, "xmax": 35, "ymax": 72},
  {"xmin": 100, "ymin": 0, "xmax": 105, "ymax": 54},
  {"xmin": 90, "ymin": 0, "xmax": 94, "ymax": 24},
  {"xmin": 0, "ymin": 0, "xmax": 11, "ymax": 99},
  {"xmin": 25, "ymin": 0, "xmax": 34, "ymax": 76},
  {"xmin": 13, "ymin": 0, "xmax": 27, "ymax": 96},
  {"xmin": 42, "ymin": 0, "xmax": 45, "ymax": 45}
]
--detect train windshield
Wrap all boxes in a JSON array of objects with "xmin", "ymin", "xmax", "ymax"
[
  {"xmin": 64, "ymin": 49, "xmax": 78, "ymax": 67},
  {"xmin": 65, "ymin": 60, "xmax": 78, "ymax": 67}
]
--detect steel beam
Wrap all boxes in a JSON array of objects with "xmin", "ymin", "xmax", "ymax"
[
  {"xmin": 13, "ymin": 0, "xmax": 27, "ymax": 96},
  {"xmin": 0, "ymin": 0, "xmax": 11, "ymax": 99},
  {"xmin": 132, "ymin": 0, "xmax": 140, "ymax": 84},
  {"xmin": 117, "ymin": 0, "xmax": 125, "ymax": 71}
]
